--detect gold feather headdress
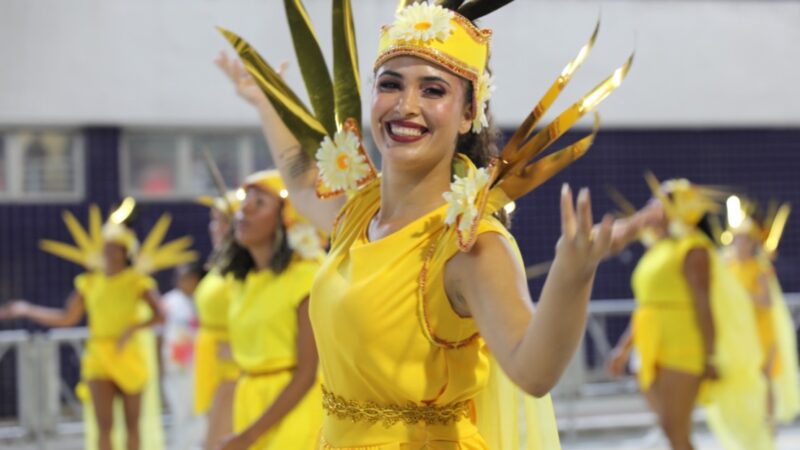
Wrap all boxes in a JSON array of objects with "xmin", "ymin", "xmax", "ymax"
[
  {"xmin": 39, "ymin": 199, "xmax": 198, "ymax": 274},
  {"xmin": 724, "ymin": 195, "xmax": 791, "ymax": 258}
]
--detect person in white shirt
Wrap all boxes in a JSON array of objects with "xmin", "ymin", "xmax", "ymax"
[{"xmin": 160, "ymin": 263, "xmax": 205, "ymax": 450}]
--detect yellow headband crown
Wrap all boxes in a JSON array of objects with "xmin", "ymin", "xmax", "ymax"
[{"xmin": 375, "ymin": 3, "xmax": 491, "ymax": 127}]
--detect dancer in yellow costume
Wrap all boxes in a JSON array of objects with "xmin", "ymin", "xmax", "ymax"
[
  {"xmin": 194, "ymin": 192, "xmax": 242, "ymax": 450},
  {"xmin": 609, "ymin": 176, "xmax": 772, "ymax": 450},
  {"xmin": 723, "ymin": 197, "xmax": 799, "ymax": 426},
  {"xmin": 216, "ymin": 2, "xmax": 650, "ymax": 448},
  {"xmin": 215, "ymin": 170, "xmax": 325, "ymax": 450},
  {"xmin": 0, "ymin": 200, "xmax": 197, "ymax": 450}
]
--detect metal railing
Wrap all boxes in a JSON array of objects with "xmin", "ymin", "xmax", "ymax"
[{"xmin": 0, "ymin": 295, "xmax": 798, "ymax": 446}]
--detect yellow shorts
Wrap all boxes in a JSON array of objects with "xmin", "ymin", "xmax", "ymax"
[
  {"xmin": 632, "ymin": 305, "xmax": 706, "ymax": 390},
  {"xmin": 81, "ymin": 337, "xmax": 148, "ymax": 395}
]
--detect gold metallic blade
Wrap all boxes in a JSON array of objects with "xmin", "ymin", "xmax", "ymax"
[
  {"xmin": 498, "ymin": 120, "xmax": 597, "ymax": 202},
  {"xmin": 332, "ymin": 0, "xmax": 361, "ymax": 129},
  {"xmin": 139, "ymin": 214, "xmax": 172, "ymax": 258},
  {"xmin": 284, "ymin": 0, "xmax": 336, "ymax": 136},
  {"xmin": 502, "ymin": 21, "xmax": 599, "ymax": 160},
  {"xmin": 525, "ymin": 259, "xmax": 553, "ymax": 280},
  {"xmin": 200, "ymin": 148, "xmax": 234, "ymax": 215},
  {"xmin": 109, "ymin": 197, "xmax": 136, "ymax": 224},
  {"xmin": 765, "ymin": 203, "xmax": 790, "ymax": 254},
  {"xmin": 606, "ymin": 186, "xmax": 637, "ymax": 217},
  {"xmin": 88, "ymin": 204, "xmax": 103, "ymax": 253},
  {"xmin": 218, "ymin": 27, "xmax": 327, "ymax": 156},
  {"xmin": 39, "ymin": 240, "xmax": 89, "ymax": 268},
  {"xmin": 644, "ymin": 171, "xmax": 678, "ymax": 221},
  {"xmin": 502, "ymin": 53, "xmax": 633, "ymax": 180},
  {"xmin": 62, "ymin": 210, "xmax": 92, "ymax": 254}
]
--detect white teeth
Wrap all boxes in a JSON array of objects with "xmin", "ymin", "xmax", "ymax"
[{"xmin": 389, "ymin": 123, "xmax": 423, "ymax": 137}]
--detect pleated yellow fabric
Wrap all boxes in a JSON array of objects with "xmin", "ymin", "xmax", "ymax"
[
  {"xmin": 229, "ymin": 259, "xmax": 322, "ymax": 450},
  {"xmin": 193, "ymin": 270, "xmax": 240, "ymax": 414},
  {"xmin": 631, "ymin": 232, "xmax": 773, "ymax": 450},
  {"xmin": 727, "ymin": 255, "xmax": 800, "ymax": 424},
  {"xmin": 310, "ymin": 178, "xmax": 560, "ymax": 449}
]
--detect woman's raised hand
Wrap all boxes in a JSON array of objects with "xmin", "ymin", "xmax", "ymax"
[
  {"xmin": 215, "ymin": 51, "xmax": 290, "ymax": 108},
  {"xmin": 557, "ymin": 184, "xmax": 614, "ymax": 282}
]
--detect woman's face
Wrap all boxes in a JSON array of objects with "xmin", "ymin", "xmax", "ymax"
[
  {"xmin": 235, "ymin": 187, "xmax": 281, "ymax": 249},
  {"xmin": 371, "ymin": 56, "xmax": 473, "ymax": 170},
  {"xmin": 103, "ymin": 242, "xmax": 128, "ymax": 270},
  {"xmin": 208, "ymin": 208, "xmax": 231, "ymax": 248}
]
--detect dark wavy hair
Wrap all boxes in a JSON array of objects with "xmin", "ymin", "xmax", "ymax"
[
  {"xmin": 455, "ymin": 74, "xmax": 511, "ymax": 228},
  {"xmin": 217, "ymin": 203, "xmax": 294, "ymax": 280}
]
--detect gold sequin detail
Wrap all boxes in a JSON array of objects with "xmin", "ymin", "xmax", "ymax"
[{"xmin": 321, "ymin": 385, "xmax": 471, "ymax": 427}]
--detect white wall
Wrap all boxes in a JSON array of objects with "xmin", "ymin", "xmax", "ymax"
[{"xmin": 0, "ymin": 0, "xmax": 798, "ymax": 128}]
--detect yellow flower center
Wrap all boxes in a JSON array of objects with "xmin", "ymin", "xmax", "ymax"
[
  {"xmin": 414, "ymin": 21, "xmax": 432, "ymax": 31},
  {"xmin": 336, "ymin": 154, "xmax": 349, "ymax": 170}
]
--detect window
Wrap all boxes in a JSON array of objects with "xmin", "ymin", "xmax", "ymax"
[
  {"xmin": 121, "ymin": 130, "xmax": 276, "ymax": 200},
  {"xmin": 0, "ymin": 130, "xmax": 84, "ymax": 202},
  {"xmin": 124, "ymin": 133, "xmax": 179, "ymax": 197}
]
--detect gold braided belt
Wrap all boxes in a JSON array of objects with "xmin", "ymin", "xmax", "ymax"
[{"xmin": 321, "ymin": 385, "xmax": 472, "ymax": 427}]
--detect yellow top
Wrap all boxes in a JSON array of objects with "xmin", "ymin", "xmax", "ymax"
[
  {"xmin": 194, "ymin": 269, "xmax": 233, "ymax": 336},
  {"xmin": 75, "ymin": 268, "xmax": 155, "ymax": 339},
  {"xmin": 631, "ymin": 232, "xmax": 712, "ymax": 307},
  {"xmin": 310, "ymin": 179, "xmax": 555, "ymax": 448},
  {"xmin": 229, "ymin": 259, "xmax": 320, "ymax": 374}
]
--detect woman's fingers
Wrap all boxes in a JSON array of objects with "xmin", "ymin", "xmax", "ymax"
[
  {"xmin": 575, "ymin": 188, "xmax": 594, "ymax": 245},
  {"xmin": 561, "ymin": 183, "xmax": 576, "ymax": 238},
  {"xmin": 592, "ymin": 214, "xmax": 614, "ymax": 258}
]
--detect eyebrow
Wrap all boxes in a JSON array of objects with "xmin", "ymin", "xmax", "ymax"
[{"xmin": 377, "ymin": 70, "xmax": 451, "ymax": 87}]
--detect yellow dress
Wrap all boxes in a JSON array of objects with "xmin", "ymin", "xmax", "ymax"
[
  {"xmin": 310, "ymin": 178, "xmax": 560, "ymax": 450},
  {"xmin": 630, "ymin": 233, "xmax": 772, "ymax": 450},
  {"xmin": 193, "ymin": 269, "xmax": 240, "ymax": 414},
  {"xmin": 727, "ymin": 256, "xmax": 800, "ymax": 423},
  {"xmin": 229, "ymin": 259, "xmax": 323, "ymax": 450},
  {"xmin": 74, "ymin": 269, "xmax": 165, "ymax": 450}
]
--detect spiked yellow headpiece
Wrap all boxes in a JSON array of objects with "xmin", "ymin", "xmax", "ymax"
[
  {"xmin": 645, "ymin": 173, "xmax": 726, "ymax": 238},
  {"xmin": 39, "ymin": 198, "xmax": 198, "ymax": 274},
  {"xmin": 725, "ymin": 195, "xmax": 791, "ymax": 257}
]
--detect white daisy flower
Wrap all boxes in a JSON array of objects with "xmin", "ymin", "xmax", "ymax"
[
  {"xmin": 389, "ymin": 2, "xmax": 454, "ymax": 43},
  {"xmin": 315, "ymin": 129, "xmax": 370, "ymax": 194},
  {"xmin": 443, "ymin": 167, "xmax": 490, "ymax": 233},
  {"xmin": 472, "ymin": 72, "xmax": 495, "ymax": 133},
  {"xmin": 287, "ymin": 222, "xmax": 324, "ymax": 260}
]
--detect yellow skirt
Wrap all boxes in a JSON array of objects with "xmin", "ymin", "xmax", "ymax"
[
  {"xmin": 81, "ymin": 337, "xmax": 148, "ymax": 395},
  {"xmin": 194, "ymin": 328, "xmax": 240, "ymax": 414},
  {"xmin": 234, "ymin": 370, "xmax": 322, "ymax": 450},
  {"xmin": 631, "ymin": 305, "xmax": 705, "ymax": 390}
]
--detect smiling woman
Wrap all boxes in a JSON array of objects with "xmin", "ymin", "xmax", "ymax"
[{"xmin": 216, "ymin": 1, "xmax": 642, "ymax": 448}]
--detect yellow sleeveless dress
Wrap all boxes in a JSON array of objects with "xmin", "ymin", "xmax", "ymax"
[
  {"xmin": 631, "ymin": 233, "xmax": 772, "ymax": 450},
  {"xmin": 75, "ymin": 269, "xmax": 165, "ymax": 450},
  {"xmin": 229, "ymin": 259, "xmax": 323, "ymax": 450},
  {"xmin": 310, "ymin": 178, "xmax": 560, "ymax": 449},
  {"xmin": 727, "ymin": 256, "xmax": 800, "ymax": 423},
  {"xmin": 193, "ymin": 269, "xmax": 240, "ymax": 414}
]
